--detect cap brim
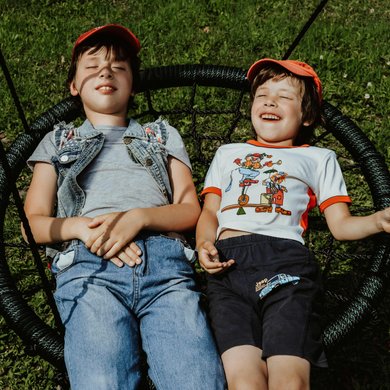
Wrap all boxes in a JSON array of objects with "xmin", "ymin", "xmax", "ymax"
[
  {"xmin": 73, "ymin": 24, "xmax": 141, "ymax": 56},
  {"xmin": 247, "ymin": 58, "xmax": 313, "ymax": 82}
]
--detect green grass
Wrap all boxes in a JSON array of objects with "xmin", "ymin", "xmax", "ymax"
[{"xmin": 0, "ymin": 0, "xmax": 389, "ymax": 388}]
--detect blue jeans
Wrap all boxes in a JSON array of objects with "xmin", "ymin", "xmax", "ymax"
[{"xmin": 52, "ymin": 234, "xmax": 225, "ymax": 390}]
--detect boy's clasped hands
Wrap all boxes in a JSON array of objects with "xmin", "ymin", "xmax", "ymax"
[{"xmin": 81, "ymin": 210, "xmax": 143, "ymax": 267}]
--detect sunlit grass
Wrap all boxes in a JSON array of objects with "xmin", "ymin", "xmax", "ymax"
[{"xmin": 0, "ymin": 1, "xmax": 389, "ymax": 389}]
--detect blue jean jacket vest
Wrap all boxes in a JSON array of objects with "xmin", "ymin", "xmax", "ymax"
[
  {"xmin": 47, "ymin": 118, "xmax": 172, "ymax": 257},
  {"xmin": 52, "ymin": 118, "xmax": 172, "ymax": 218}
]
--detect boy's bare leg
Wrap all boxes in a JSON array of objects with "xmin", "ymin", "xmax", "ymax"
[
  {"xmin": 267, "ymin": 355, "xmax": 310, "ymax": 390},
  {"xmin": 222, "ymin": 345, "xmax": 268, "ymax": 389}
]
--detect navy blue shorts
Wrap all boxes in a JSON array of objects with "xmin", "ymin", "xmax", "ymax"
[{"xmin": 206, "ymin": 234, "xmax": 328, "ymax": 368}]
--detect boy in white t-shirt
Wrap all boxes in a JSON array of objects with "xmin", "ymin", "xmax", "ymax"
[{"xmin": 196, "ymin": 58, "xmax": 390, "ymax": 389}]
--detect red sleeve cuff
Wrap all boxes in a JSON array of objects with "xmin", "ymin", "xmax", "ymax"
[
  {"xmin": 200, "ymin": 186, "xmax": 222, "ymax": 199},
  {"xmin": 319, "ymin": 195, "xmax": 352, "ymax": 213}
]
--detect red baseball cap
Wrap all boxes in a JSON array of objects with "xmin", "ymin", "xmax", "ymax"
[
  {"xmin": 247, "ymin": 58, "xmax": 322, "ymax": 102},
  {"xmin": 72, "ymin": 24, "xmax": 141, "ymax": 59}
]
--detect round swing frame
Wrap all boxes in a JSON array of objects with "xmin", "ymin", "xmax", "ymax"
[{"xmin": 0, "ymin": 64, "xmax": 389, "ymax": 372}]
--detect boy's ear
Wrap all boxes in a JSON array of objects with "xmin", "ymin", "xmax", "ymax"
[
  {"xmin": 70, "ymin": 81, "xmax": 79, "ymax": 97},
  {"xmin": 303, "ymin": 119, "xmax": 313, "ymax": 127}
]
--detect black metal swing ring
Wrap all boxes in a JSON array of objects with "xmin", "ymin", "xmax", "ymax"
[{"xmin": 0, "ymin": 64, "xmax": 389, "ymax": 371}]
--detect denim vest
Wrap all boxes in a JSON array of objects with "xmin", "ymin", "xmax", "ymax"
[
  {"xmin": 51, "ymin": 118, "xmax": 172, "ymax": 220},
  {"xmin": 47, "ymin": 118, "xmax": 172, "ymax": 258}
]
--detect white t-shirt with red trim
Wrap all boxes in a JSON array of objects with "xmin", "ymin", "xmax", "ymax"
[{"xmin": 201, "ymin": 140, "xmax": 351, "ymax": 244}]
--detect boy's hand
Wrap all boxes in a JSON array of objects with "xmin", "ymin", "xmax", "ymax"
[
  {"xmin": 85, "ymin": 210, "xmax": 143, "ymax": 259},
  {"xmin": 74, "ymin": 216, "xmax": 142, "ymax": 267},
  {"xmin": 108, "ymin": 241, "xmax": 143, "ymax": 268},
  {"xmin": 73, "ymin": 216, "xmax": 94, "ymax": 243},
  {"xmin": 377, "ymin": 207, "xmax": 390, "ymax": 233},
  {"xmin": 197, "ymin": 240, "xmax": 235, "ymax": 274}
]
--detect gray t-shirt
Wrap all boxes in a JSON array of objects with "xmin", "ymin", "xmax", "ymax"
[{"xmin": 28, "ymin": 122, "xmax": 191, "ymax": 217}]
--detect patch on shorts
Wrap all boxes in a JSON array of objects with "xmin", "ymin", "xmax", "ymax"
[{"xmin": 255, "ymin": 273, "xmax": 300, "ymax": 300}]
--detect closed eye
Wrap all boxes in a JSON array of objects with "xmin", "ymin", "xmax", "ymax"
[{"xmin": 112, "ymin": 61, "xmax": 128, "ymax": 70}]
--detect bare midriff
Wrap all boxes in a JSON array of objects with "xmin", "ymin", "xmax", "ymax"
[{"xmin": 218, "ymin": 229, "xmax": 252, "ymax": 240}]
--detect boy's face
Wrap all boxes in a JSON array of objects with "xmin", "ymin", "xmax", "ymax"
[
  {"xmin": 251, "ymin": 76, "xmax": 311, "ymax": 146},
  {"xmin": 70, "ymin": 46, "xmax": 133, "ymax": 125}
]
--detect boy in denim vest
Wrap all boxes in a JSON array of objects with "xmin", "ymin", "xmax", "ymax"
[
  {"xmin": 24, "ymin": 24, "xmax": 225, "ymax": 390},
  {"xmin": 196, "ymin": 58, "xmax": 390, "ymax": 389}
]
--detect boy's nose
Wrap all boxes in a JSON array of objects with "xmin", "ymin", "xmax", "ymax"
[
  {"xmin": 264, "ymin": 99, "xmax": 276, "ymax": 107},
  {"xmin": 99, "ymin": 66, "xmax": 113, "ymax": 78}
]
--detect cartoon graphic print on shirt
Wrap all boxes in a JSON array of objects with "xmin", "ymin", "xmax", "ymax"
[
  {"xmin": 222, "ymin": 152, "xmax": 291, "ymax": 216},
  {"xmin": 257, "ymin": 171, "xmax": 291, "ymax": 215}
]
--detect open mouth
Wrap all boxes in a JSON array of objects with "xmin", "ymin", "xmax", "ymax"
[
  {"xmin": 96, "ymin": 85, "xmax": 116, "ymax": 93},
  {"xmin": 261, "ymin": 114, "xmax": 280, "ymax": 121}
]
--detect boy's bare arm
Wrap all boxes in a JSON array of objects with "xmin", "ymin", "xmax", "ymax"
[
  {"xmin": 196, "ymin": 193, "xmax": 235, "ymax": 274},
  {"xmin": 196, "ymin": 193, "xmax": 220, "ymax": 249},
  {"xmin": 22, "ymin": 162, "xmax": 93, "ymax": 244},
  {"xmin": 23, "ymin": 163, "xmax": 143, "ymax": 268},
  {"xmin": 324, "ymin": 202, "xmax": 390, "ymax": 240},
  {"xmin": 85, "ymin": 157, "xmax": 201, "ymax": 258}
]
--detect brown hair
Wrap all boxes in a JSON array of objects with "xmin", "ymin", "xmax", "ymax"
[
  {"xmin": 67, "ymin": 33, "xmax": 141, "ymax": 108},
  {"xmin": 250, "ymin": 64, "xmax": 323, "ymax": 145}
]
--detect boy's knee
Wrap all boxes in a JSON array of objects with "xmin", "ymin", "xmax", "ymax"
[
  {"xmin": 267, "ymin": 355, "xmax": 310, "ymax": 390},
  {"xmin": 269, "ymin": 374, "xmax": 309, "ymax": 390},
  {"xmin": 227, "ymin": 374, "xmax": 268, "ymax": 390},
  {"xmin": 222, "ymin": 345, "xmax": 268, "ymax": 390}
]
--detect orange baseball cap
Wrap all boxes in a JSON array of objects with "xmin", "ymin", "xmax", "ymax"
[
  {"xmin": 72, "ymin": 24, "xmax": 141, "ymax": 59},
  {"xmin": 247, "ymin": 58, "xmax": 322, "ymax": 102}
]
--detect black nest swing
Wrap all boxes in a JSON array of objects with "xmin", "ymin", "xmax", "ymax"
[
  {"xmin": 0, "ymin": 63, "xmax": 389, "ymax": 376},
  {"xmin": 0, "ymin": 1, "xmax": 389, "ymax": 386}
]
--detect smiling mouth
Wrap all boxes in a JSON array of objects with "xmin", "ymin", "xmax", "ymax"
[
  {"xmin": 261, "ymin": 114, "xmax": 280, "ymax": 120},
  {"xmin": 96, "ymin": 85, "xmax": 116, "ymax": 93}
]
